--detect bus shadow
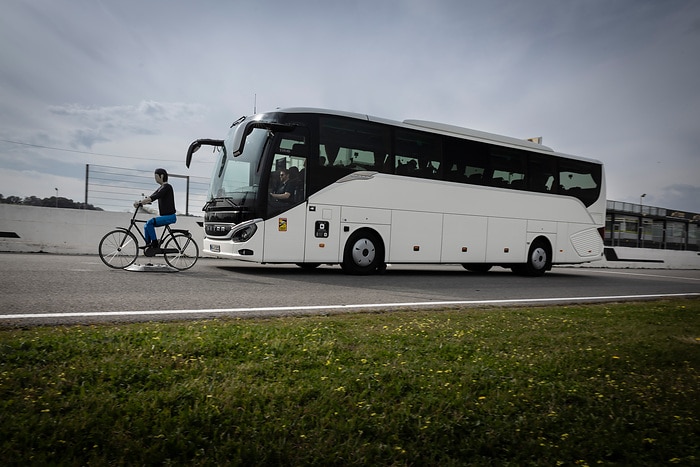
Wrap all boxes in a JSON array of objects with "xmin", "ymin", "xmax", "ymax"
[{"xmin": 215, "ymin": 264, "xmax": 584, "ymax": 279}]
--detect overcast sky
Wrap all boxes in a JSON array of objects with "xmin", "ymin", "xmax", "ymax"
[{"xmin": 1, "ymin": 0, "xmax": 699, "ymax": 213}]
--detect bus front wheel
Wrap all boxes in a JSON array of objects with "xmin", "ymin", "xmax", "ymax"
[
  {"xmin": 341, "ymin": 230, "xmax": 384, "ymax": 275},
  {"xmin": 513, "ymin": 239, "xmax": 551, "ymax": 276}
]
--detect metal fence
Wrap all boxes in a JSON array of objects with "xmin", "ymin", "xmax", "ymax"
[{"xmin": 85, "ymin": 164, "xmax": 209, "ymax": 215}]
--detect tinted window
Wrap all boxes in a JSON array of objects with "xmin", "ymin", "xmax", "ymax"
[
  {"xmin": 314, "ymin": 115, "xmax": 602, "ymax": 207},
  {"xmin": 558, "ymin": 158, "xmax": 602, "ymax": 206},
  {"xmin": 394, "ymin": 129, "xmax": 442, "ymax": 179},
  {"xmin": 319, "ymin": 117, "xmax": 390, "ymax": 172},
  {"xmin": 443, "ymin": 137, "xmax": 488, "ymax": 184},
  {"xmin": 488, "ymin": 148, "xmax": 526, "ymax": 189},
  {"xmin": 528, "ymin": 154, "xmax": 557, "ymax": 193},
  {"xmin": 267, "ymin": 133, "xmax": 308, "ymax": 216}
]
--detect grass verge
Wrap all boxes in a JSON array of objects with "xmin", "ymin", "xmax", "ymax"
[{"xmin": 1, "ymin": 299, "xmax": 699, "ymax": 466}]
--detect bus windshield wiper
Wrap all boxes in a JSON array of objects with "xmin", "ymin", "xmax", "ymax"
[{"xmin": 203, "ymin": 197, "xmax": 239, "ymax": 210}]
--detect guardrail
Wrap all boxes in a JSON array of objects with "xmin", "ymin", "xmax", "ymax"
[{"xmin": 0, "ymin": 204, "xmax": 203, "ymax": 255}]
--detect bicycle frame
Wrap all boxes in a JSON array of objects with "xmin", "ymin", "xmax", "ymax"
[{"xmin": 114, "ymin": 206, "xmax": 181, "ymax": 253}]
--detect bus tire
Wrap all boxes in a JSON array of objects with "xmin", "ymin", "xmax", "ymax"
[
  {"xmin": 462, "ymin": 263, "xmax": 492, "ymax": 273},
  {"xmin": 514, "ymin": 238, "xmax": 551, "ymax": 276},
  {"xmin": 341, "ymin": 230, "xmax": 384, "ymax": 275}
]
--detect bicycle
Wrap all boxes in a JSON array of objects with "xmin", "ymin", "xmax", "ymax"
[{"xmin": 98, "ymin": 206, "xmax": 199, "ymax": 271}]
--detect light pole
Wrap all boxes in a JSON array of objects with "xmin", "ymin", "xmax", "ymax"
[
  {"xmin": 55, "ymin": 187, "xmax": 58, "ymax": 208},
  {"xmin": 639, "ymin": 193, "xmax": 646, "ymax": 247}
]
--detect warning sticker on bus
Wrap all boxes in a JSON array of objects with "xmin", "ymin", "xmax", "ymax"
[{"xmin": 279, "ymin": 218, "xmax": 287, "ymax": 232}]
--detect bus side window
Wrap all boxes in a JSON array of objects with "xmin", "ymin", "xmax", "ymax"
[
  {"xmin": 488, "ymin": 148, "xmax": 526, "ymax": 189},
  {"xmin": 269, "ymin": 137, "xmax": 307, "ymax": 205},
  {"xmin": 443, "ymin": 137, "xmax": 467, "ymax": 182},
  {"xmin": 319, "ymin": 117, "xmax": 390, "ymax": 173},
  {"xmin": 396, "ymin": 156, "xmax": 418, "ymax": 175},
  {"xmin": 443, "ymin": 138, "xmax": 486, "ymax": 185},
  {"xmin": 394, "ymin": 129, "xmax": 442, "ymax": 179},
  {"xmin": 529, "ymin": 154, "xmax": 557, "ymax": 193},
  {"xmin": 559, "ymin": 158, "xmax": 601, "ymax": 207}
]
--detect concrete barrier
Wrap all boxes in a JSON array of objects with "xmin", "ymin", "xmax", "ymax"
[
  {"xmin": 1, "ymin": 205, "xmax": 699, "ymax": 268},
  {"xmin": 0, "ymin": 204, "xmax": 203, "ymax": 255},
  {"xmin": 574, "ymin": 246, "xmax": 700, "ymax": 270}
]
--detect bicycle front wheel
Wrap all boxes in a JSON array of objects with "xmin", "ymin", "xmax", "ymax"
[
  {"xmin": 163, "ymin": 233, "xmax": 199, "ymax": 270},
  {"xmin": 99, "ymin": 230, "xmax": 139, "ymax": 269}
]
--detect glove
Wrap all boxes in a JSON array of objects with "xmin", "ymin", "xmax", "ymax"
[{"xmin": 133, "ymin": 200, "xmax": 142, "ymax": 208}]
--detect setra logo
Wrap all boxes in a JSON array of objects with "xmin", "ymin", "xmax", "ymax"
[{"xmin": 205, "ymin": 224, "xmax": 231, "ymax": 236}]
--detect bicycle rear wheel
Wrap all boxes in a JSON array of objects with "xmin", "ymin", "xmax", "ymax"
[
  {"xmin": 163, "ymin": 233, "xmax": 199, "ymax": 270},
  {"xmin": 99, "ymin": 230, "xmax": 139, "ymax": 269}
]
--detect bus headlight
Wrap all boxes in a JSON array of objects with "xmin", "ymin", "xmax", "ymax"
[{"xmin": 231, "ymin": 224, "xmax": 257, "ymax": 243}]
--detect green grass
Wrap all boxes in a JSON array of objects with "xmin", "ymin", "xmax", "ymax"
[{"xmin": 1, "ymin": 299, "xmax": 698, "ymax": 466}]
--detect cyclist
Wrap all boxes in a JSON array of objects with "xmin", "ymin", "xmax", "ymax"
[{"xmin": 133, "ymin": 168, "xmax": 176, "ymax": 250}]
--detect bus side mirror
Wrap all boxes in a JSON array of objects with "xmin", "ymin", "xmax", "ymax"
[
  {"xmin": 230, "ymin": 122, "xmax": 255, "ymax": 157},
  {"xmin": 186, "ymin": 139, "xmax": 224, "ymax": 168},
  {"xmin": 231, "ymin": 121, "xmax": 296, "ymax": 157}
]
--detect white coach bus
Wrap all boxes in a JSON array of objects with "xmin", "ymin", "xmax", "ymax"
[{"xmin": 186, "ymin": 108, "xmax": 605, "ymax": 275}]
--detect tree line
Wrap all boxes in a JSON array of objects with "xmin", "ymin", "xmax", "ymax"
[{"xmin": 0, "ymin": 194, "xmax": 103, "ymax": 210}]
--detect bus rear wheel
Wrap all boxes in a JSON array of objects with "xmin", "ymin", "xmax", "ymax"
[
  {"xmin": 513, "ymin": 239, "xmax": 551, "ymax": 276},
  {"xmin": 462, "ymin": 263, "xmax": 492, "ymax": 273},
  {"xmin": 341, "ymin": 230, "xmax": 384, "ymax": 275}
]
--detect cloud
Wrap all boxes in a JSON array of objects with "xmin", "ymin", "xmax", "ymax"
[{"xmin": 46, "ymin": 101, "xmax": 207, "ymax": 148}]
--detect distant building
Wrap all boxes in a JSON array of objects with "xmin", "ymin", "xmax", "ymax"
[{"xmin": 606, "ymin": 200, "xmax": 699, "ymax": 251}]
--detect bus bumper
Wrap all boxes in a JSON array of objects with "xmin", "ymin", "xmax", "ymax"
[{"xmin": 203, "ymin": 219, "xmax": 265, "ymax": 262}]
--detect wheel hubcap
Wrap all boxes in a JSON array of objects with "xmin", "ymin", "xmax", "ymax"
[
  {"xmin": 351, "ymin": 239, "xmax": 375, "ymax": 266},
  {"xmin": 531, "ymin": 247, "xmax": 547, "ymax": 270}
]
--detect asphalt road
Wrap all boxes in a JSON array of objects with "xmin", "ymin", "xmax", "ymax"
[{"xmin": 1, "ymin": 253, "xmax": 699, "ymax": 326}]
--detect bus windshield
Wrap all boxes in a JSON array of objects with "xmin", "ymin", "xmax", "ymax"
[{"xmin": 207, "ymin": 127, "xmax": 269, "ymax": 205}]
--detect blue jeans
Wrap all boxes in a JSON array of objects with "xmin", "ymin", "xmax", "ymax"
[{"xmin": 144, "ymin": 214, "xmax": 177, "ymax": 244}]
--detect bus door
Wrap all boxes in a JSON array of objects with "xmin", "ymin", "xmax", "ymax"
[{"xmin": 262, "ymin": 130, "xmax": 310, "ymax": 262}]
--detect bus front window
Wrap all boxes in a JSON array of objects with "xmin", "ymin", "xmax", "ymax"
[
  {"xmin": 267, "ymin": 135, "xmax": 308, "ymax": 217},
  {"xmin": 207, "ymin": 127, "xmax": 269, "ymax": 207}
]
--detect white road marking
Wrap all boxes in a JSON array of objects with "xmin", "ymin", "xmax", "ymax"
[
  {"xmin": 587, "ymin": 270, "xmax": 700, "ymax": 281},
  {"xmin": 1, "ymin": 293, "xmax": 699, "ymax": 320}
]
